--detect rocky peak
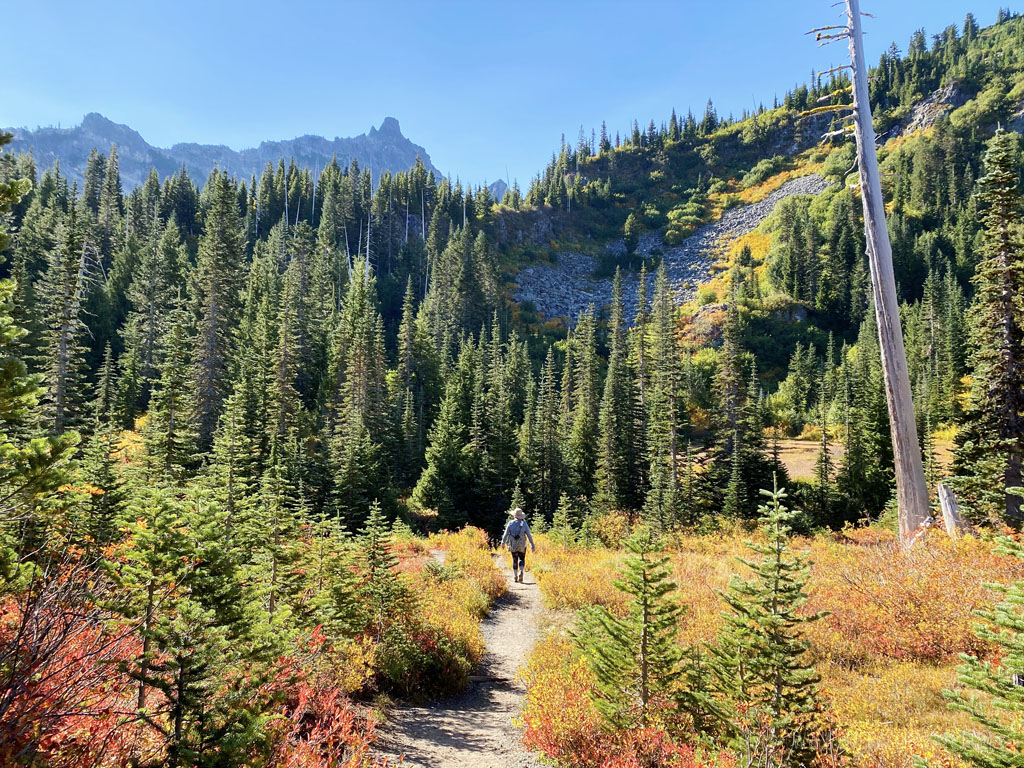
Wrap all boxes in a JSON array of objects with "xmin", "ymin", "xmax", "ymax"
[{"xmin": 373, "ymin": 116, "xmax": 403, "ymax": 138}]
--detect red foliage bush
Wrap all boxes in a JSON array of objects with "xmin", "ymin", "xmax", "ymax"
[
  {"xmin": 0, "ymin": 563, "xmax": 157, "ymax": 768},
  {"xmin": 270, "ymin": 679, "xmax": 391, "ymax": 768}
]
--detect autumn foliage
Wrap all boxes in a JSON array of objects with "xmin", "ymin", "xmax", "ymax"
[
  {"xmin": 0, "ymin": 525, "xmax": 502, "ymax": 767},
  {"xmin": 523, "ymin": 525, "xmax": 1024, "ymax": 768}
]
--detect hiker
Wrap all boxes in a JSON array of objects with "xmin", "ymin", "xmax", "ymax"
[{"xmin": 501, "ymin": 507, "xmax": 535, "ymax": 583}]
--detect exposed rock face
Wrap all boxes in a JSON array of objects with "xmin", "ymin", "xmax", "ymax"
[
  {"xmin": 488, "ymin": 179, "xmax": 508, "ymax": 201},
  {"xmin": 8, "ymin": 113, "xmax": 443, "ymax": 189},
  {"xmin": 1011, "ymin": 98, "xmax": 1024, "ymax": 134},
  {"xmin": 513, "ymin": 174, "xmax": 832, "ymax": 322},
  {"xmin": 894, "ymin": 82, "xmax": 972, "ymax": 137}
]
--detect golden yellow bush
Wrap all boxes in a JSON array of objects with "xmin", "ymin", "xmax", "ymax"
[{"xmin": 530, "ymin": 536, "xmax": 628, "ymax": 615}]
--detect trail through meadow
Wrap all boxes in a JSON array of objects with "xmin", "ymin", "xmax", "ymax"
[{"xmin": 375, "ymin": 553, "xmax": 543, "ymax": 767}]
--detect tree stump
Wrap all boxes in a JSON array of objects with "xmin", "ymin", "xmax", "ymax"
[{"xmin": 938, "ymin": 482, "xmax": 972, "ymax": 539}]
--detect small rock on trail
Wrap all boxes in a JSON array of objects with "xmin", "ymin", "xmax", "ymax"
[{"xmin": 375, "ymin": 555, "xmax": 543, "ymax": 768}]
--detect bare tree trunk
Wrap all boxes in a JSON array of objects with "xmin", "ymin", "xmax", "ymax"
[
  {"xmin": 847, "ymin": 0, "xmax": 930, "ymax": 548},
  {"xmin": 311, "ymin": 162, "xmax": 317, "ymax": 226}
]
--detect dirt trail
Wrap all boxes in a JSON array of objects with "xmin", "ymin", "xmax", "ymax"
[{"xmin": 375, "ymin": 554, "xmax": 543, "ymax": 767}]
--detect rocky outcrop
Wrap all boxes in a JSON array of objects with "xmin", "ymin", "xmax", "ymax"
[
  {"xmin": 513, "ymin": 174, "xmax": 832, "ymax": 322},
  {"xmin": 1011, "ymin": 98, "xmax": 1024, "ymax": 134},
  {"xmin": 894, "ymin": 82, "xmax": 972, "ymax": 137}
]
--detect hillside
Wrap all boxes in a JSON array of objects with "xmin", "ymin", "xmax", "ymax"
[
  {"xmin": 6, "ymin": 112, "xmax": 443, "ymax": 188},
  {"xmin": 502, "ymin": 9, "xmax": 1024, "ymax": 337}
]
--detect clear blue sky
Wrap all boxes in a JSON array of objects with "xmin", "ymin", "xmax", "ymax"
[{"xmin": 2, "ymin": 1, "xmax": 1013, "ymax": 186}]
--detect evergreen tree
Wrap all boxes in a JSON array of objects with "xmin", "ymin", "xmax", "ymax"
[
  {"xmin": 38, "ymin": 195, "xmax": 90, "ymax": 433},
  {"xmin": 144, "ymin": 304, "xmax": 197, "ymax": 479},
  {"xmin": 79, "ymin": 346, "xmax": 126, "ymax": 550},
  {"xmin": 191, "ymin": 171, "xmax": 246, "ymax": 450},
  {"xmin": 97, "ymin": 144, "xmax": 123, "ymax": 259},
  {"xmin": 645, "ymin": 262, "xmax": 684, "ymax": 529},
  {"xmin": 530, "ymin": 347, "xmax": 563, "ymax": 520},
  {"xmin": 812, "ymin": 379, "xmax": 836, "ymax": 525},
  {"xmin": 953, "ymin": 130, "xmax": 1024, "ymax": 523},
  {"xmin": 574, "ymin": 526, "xmax": 686, "ymax": 732},
  {"xmin": 566, "ymin": 306, "xmax": 600, "ymax": 501},
  {"xmin": 250, "ymin": 439, "xmax": 304, "ymax": 622},
  {"xmin": 711, "ymin": 482, "xmax": 832, "ymax": 767},
  {"xmin": 596, "ymin": 270, "xmax": 641, "ymax": 511},
  {"xmin": 308, "ymin": 514, "xmax": 364, "ymax": 639},
  {"xmin": 328, "ymin": 259, "xmax": 391, "ymax": 526},
  {"xmin": 623, "ymin": 212, "xmax": 641, "ymax": 258},
  {"xmin": 411, "ymin": 343, "xmax": 473, "ymax": 528},
  {"xmin": 549, "ymin": 492, "xmax": 578, "ymax": 547},
  {"xmin": 0, "ymin": 135, "xmax": 78, "ymax": 557},
  {"xmin": 111, "ymin": 487, "xmax": 282, "ymax": 767},
  {"xmin": 125, "ymin": 218, "xmax": 185, "ymax": 409}
]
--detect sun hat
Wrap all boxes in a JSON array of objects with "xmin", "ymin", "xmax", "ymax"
[{"xmin": 513, "ymin": 507, "xmax": 525, "ymax": 520}]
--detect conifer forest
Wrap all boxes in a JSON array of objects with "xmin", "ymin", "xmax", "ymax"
[{"xmin": 5, "ymin": 4, "xmax": 1024, "ymax": 768}]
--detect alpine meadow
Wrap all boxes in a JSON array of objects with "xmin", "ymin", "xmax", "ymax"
[{"xmin": 6, "ymin": 3, "xmax": 1024, "ymax": 768}]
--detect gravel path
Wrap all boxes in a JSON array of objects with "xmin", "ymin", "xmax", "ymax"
[
  {"xmin": 514, "ymin": 173, "xmax": 832, "ymax": 322},
  {"xmin": 375, "ymin": 554, "xmax": 543, "ymax": 768}
]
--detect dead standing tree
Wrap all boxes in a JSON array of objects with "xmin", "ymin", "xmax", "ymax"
[{"xmin": 812, "ymin": 0, "xmax": 931, "ymax": 547}]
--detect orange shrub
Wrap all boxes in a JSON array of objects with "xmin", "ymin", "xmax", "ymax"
[
  {"xmin": 520, "ymin": 633, "xmax": 605, "ymax": 764},
  {"xmin": 806, "ymin": 529, "xmax": 1024, "ymax": 666},
  {"xmin": 431, "ymin": 526, "xmax": 507, "ymax": 603},
  {"xmin": 521, "ymin": 634, "xmax": 736, "ymax": 768},
  {"xmin": 269, "ymin": 680, "xmax": 392, "ymax": 768},
  {"xmin": 823, "ymin": 661, "xmax": 967, "ymax": 768}
]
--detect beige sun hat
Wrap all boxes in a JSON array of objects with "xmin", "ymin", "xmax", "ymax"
[{"xmin": 513, "ymin": 507, "xmax": 525, "ymax": 520}]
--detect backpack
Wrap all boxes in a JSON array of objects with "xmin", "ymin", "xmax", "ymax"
[{"xmin": 508, "ymin": 519, "xmax": 527, "ymax": 552}]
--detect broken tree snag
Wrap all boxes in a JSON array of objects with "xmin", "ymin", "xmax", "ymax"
[
  {"xmin": 846, "ymin": 0, "xmax": 931, "ymax": 548},
  {"xmin": 938, "ymin": 482, "xmax": 971, "ymax": 539}
]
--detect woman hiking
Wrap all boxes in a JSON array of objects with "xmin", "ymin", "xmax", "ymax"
[{"xmin": 501, "ymin": 507, "xmax": 535, "ymax": 583}]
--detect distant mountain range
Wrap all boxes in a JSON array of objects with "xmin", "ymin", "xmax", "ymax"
[{"xmin": 6, "ymin": 113, "xmax": 445, "ymax": 189}]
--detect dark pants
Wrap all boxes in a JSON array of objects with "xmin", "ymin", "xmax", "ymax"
[{"xmin": 512, "ymin": 550, "xmax": 526, "ymax": 574}]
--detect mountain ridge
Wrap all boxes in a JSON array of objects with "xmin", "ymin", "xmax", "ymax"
[{"xmin": 7, "ymin": 112, "xmax": 444, "ymax": 189}]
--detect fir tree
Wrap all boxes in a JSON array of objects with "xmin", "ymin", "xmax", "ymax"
[
  {"xmin": 411, "ymin": 344, "xmax": 473, "ymax": 528},
  {"xmin": 111, "ymin": 487, "xmax": 282, "ymax": 767},
  {"xmin": 144, "ymin": 304, "xmax": 197, "ymax": 479},
  {"xmin": 953, "ymin": 130, "xmax": 1024, "ymax": 523},
  {"xmin": 191, "ymin": 171, "xmax": 246, "ymax": 450},
  {"xmin": 566, "ymin": 306, "xmax": 601, "ymax": 501},
  {"xmin": 596, "ymin": 270, "xmax": 641, "ymax": 512},
  {"xmin": 38, "ymin": 195, "xmax": 90, "ymax": 433},
  {"xmin": 928, "ymin": 535, "xmax": 1024, "ymax": 768},
  {"xmin": 251, "ymin": 439, "xmax": 304, "ymax": 622},
  {"xmin": 812, "ymin": 379, "xmax": 836, "ymax": 525},
  {"xmin": 711, "ymin": 481, "xmax": 832, "ymax": 768},
  {"xmin": 0, "ymin": 140, "xmax": 78, "ymax": 553},
  {"xmin": 645, "ymin": 262, "xmax": 684, "ymax": 530},
  {"xmin": 574, "ymin": 526, "xmax": 686, "ymax": 731},
  {"xmin": 550, "ymin": 492, "xmax": 578, "ymax": 548}
]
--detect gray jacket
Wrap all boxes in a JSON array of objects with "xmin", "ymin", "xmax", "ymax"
[{"xmin": 501, "ymin": 518, "xmax": 534, "ymax": 552}]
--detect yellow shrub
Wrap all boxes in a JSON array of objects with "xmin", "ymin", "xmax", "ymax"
[
  {"xmin": 337, "ymin": 635, "xmax": 377, "ymax": 695},
  {"xmin": 429, "ymin": 526, "xmax": 507, "ymax": 603},
  {"xmin": 531, "ymin": 537, "xmax": 628, "ymax": 615}
]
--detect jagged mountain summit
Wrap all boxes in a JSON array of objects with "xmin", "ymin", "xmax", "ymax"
[{"xmin": 7, "ymin": 112, "xmax": 443, "ymax": 188}]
